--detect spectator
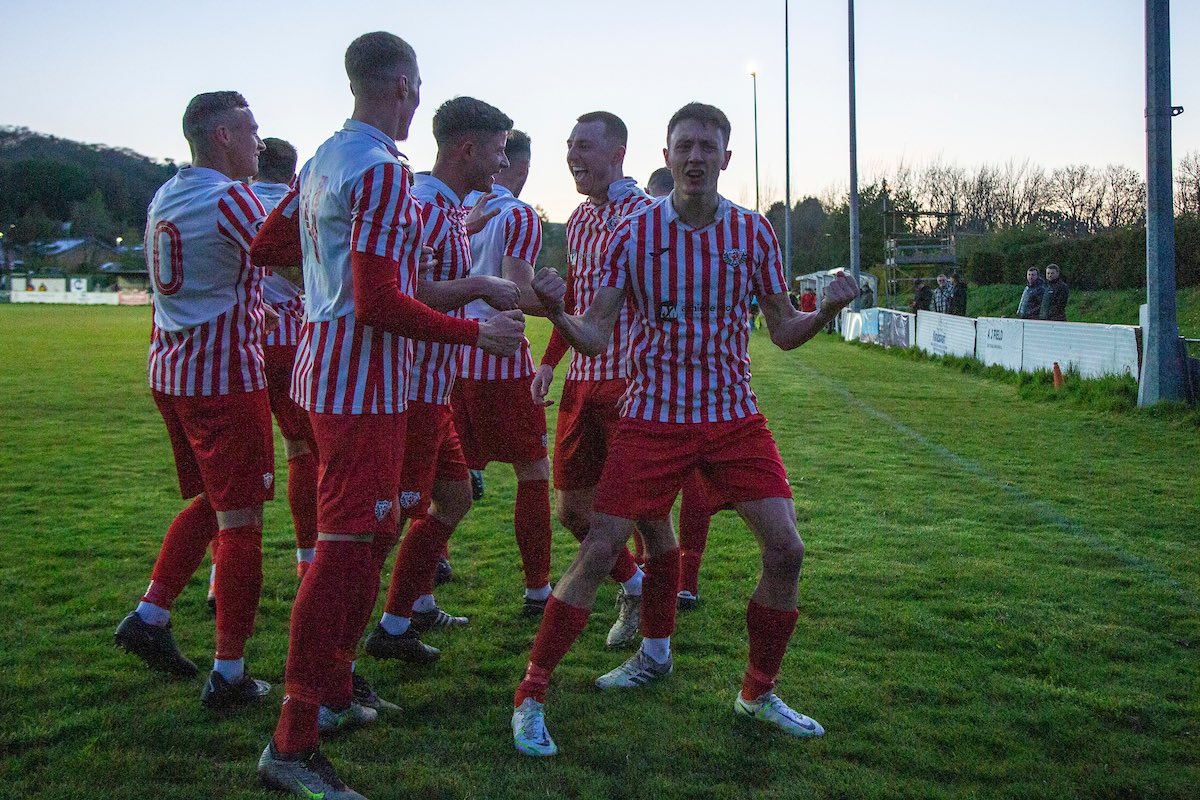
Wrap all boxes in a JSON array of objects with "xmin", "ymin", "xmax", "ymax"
[
  {"xmin": 1040, "ymin": 263, "xmax": 1069, "ymax": 321},
  {"xmin": 948, "ymin": 271, "xmax": 968, "ymax": 316},
  {"xmin": 911, "ymin": 279, "xmax": 932, "ymax": 314},
  {"xmin": 1016, "ymin": 267, "xmax": 1045, "ymax": 319},
  {"xmin": 859, "ymin": 281, "xmax": 874, "ymax": 309},
  {"xmin": 799, "ymin": 286, "xmax": 817, "ymax": 312},
  {"xmin": 931, "ymin": 273, "xmax": 952, "ymax": 313}
]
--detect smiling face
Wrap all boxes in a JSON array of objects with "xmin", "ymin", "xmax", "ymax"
[
  {"xmin": 467, "ymin": 129, "xmax": 510, "ymax": 193},
  {"xmin": 395, "ymin": 62, "xmax": 422, "ymax": 141},
  {"xmin": 664, "ymin": 118, "xmax": 731, "ymax": 201},
  {"xmin": 566, "ymin": 120, "xmax": 623, "ymax": 201},
  {"xmin": 225, "ymin": 107, "xmax": 265, "ymax": 180}
]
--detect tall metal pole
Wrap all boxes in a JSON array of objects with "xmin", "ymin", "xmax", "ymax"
[
  {"xmin": 848, "ymin": 0, "xmax": 862, "ymax": 310},
  {"xmin": 752, "ymin": 71, "xmax": 761, "ymax": 213},
  {"xmin": 1139, "ymin": 0, "xmax": 1188, "ymax": 405},
  {"xmin": 783, "ymin": 0, "xmax": 792, "ymax": 288}
]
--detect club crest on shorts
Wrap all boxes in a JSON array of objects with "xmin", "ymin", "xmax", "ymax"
[
  {"xmin": 374, "ymin": 499, "xmax": 394, "ymax": 522},
  {"xmin": 262, "ymin": 473, "xmax": 274, "ymax": 489},
  {"xmin": 722, "ymin": 249, "xmax": 748, "ymax": 267},
  {"xmin": 399, "ymin": 491, "xmax": 421, "ymax": 510}
]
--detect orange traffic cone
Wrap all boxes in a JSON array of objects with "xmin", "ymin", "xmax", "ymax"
[{"xmin": 1052, "ymin": 362, "xmax": 1064, "ymax": 390}]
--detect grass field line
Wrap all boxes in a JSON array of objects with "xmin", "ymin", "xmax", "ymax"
[{"xmin": 794, "ymin": 356, "xmax": 1199, "ymax": 611}]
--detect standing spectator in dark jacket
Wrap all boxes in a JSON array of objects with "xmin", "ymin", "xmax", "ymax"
[
  {"xmin": 1016, "ymin": 267, "xmax": 1046, "ymax": 319},
  {"xmin": 1040, "ymin": 264, "xmax": 1069, "ymax": 321},
  {"xmin": 948, "ymin": 271, "xmax": 968, "ymax": 316},
  {"xmin": 859, "ymin": 282, "xmax": 874, "ymax": 309},
  {"xmin": 931, "ymin": 273, "xmax": 953, "ymax": 313},
  {"xmin": 912, "ymin": 279, "xmax": 933, "ymax": 314}
]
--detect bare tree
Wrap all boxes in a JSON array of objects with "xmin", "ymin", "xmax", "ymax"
[
  {"xmin": 1176, "ymin": 150, "xmax": 1200, "ymax": 215},
  {"xmin": 1099, "ymin": 164, "xmax": 1146, "ymax": 229}
]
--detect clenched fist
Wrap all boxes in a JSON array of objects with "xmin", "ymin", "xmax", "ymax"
[
  {"xmin": 532, "ymin": 268, "xmax": 567, "ymax": 316},
  {"xmin": 482, "ymin": 276, "xmax": 521, "ymax": 311},
  {"xmin": 820, "ymin": 271, "xmax": 859, "ymax": 315},
  {"xmin": 477, "ymin": 309, "xmax": 526, "ymax": 357}
]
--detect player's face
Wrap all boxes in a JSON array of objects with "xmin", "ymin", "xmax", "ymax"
[
  {"xmin": 663, "ymin": 119, "xmax": 730, "ymax": 199},
  {"xmin": 396, "ymin": 65, "xmax": 422, "ymax": 141},
  {"xmin": 470, "ymin": 129, "xmax": 510, "ymax": 193},
  {"xmin": 227, "ymin": 108, "xmax": 265, "ymax": 180},
  {"xmin": 566, "ymin": 121, "xmax": 622, "ymax": 199}
]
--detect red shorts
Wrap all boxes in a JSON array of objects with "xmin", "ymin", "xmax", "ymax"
[
  {"xmin": 153, "ymin": 389, "xmax": 275, "ymax": 512},
  {"xmin": 593, "ymin": 414, "xmax": 791, "ymax": 520},
  {"xmin": 264, "ymin": 344, "xmax": 314, "ymax": 445},
  {"xmin": 450, "ymin": 376, "xmax": 548, "ymax": 469},
  {"xmin": 553, "ymin": 378, "xmax": 626, "ymax": 490},
  {"xmin": 397, "ymin": 400, "xmax": 469, "ymax": 518},
  {"xmin": 682, "ymin": 468, "xmax": 735, "ymax": 516},
  {"xmin": 310, "ymin": 410, "xmax": 407, "ymax": 535}
]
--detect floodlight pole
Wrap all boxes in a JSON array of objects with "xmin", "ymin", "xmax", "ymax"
[
  {"xmin": 848, "ymin": 0, "xmax": 862, "ymax": 310},
  {"xmin": 752, "ymin": 70, "xmax": 761, "ymax": 213},
  {"xmin": 1139, "ymin": 0, "xmax": 1188, "ymax": 405},
  {"xmin": 783, "ymin": 0, "xmax": 792, "ymax": 288}
]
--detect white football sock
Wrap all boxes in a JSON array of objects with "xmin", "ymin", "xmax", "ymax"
[
  {"xmin": 213, "ymin": 658, "xmax": 244, "ymax": 682},
  {"xmin": 208, "ymin": 564, "xmax": 216, "ymax": 589},
  {"xmin": 379, "ymin": 612, "xmax": 411, "ymax": 636},
  {"xmin": 525, "ymin": 584, "xmax": 552, "ymax": 601},
  {"xmin": 412, "ymin": 594, "xmax": 436, "ymax": 613},
  {"xmin": 135, "ymin": 601, "xmax": 169, "ymax": 627},
  {"xmin": 621, "ymin": 567, "xmax": 644, "ymax": 596},
  {"xmin": 296, "ymin": 548, "xmax": 315, "ymax": 564},
  {"xmin": 642, "ymin": 636, "xmax": 671, "ymax": 664}
]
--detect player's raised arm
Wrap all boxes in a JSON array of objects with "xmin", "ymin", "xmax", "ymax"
[
  {"xmin": 760, "ymin": 273, "xmax": 857, "ymax": 350},
  {"xmin": 532, "ymin": 268, "xmax": 622, "ymax": 357}
]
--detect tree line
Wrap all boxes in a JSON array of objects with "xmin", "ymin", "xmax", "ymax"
[{"xmin": 764, "ymin": 153, "xmax": 1200, "ymax": 291}]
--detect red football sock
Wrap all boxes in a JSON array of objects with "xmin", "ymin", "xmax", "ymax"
[
  {"xmin": 742, "ymin": 599, "xmax": 800, "ymax": 701},
  {"xmin": 640, "ymin": 548, "xmax": 680, "ymax": 638},
  {"xmin": 385, "ymin": 515, "xmax": 454, "ymax": 617},
  {"xmin": 514, "ymin": 479, "xmax": 552, "ymax": 589},
  {"xmin": 564, "ymin": 519, "xmax": 639, "ymax": 585},
  {"xmin": 678, "ymin": 485, "xmax": 712, "ymax": 595},
  {"xmin": 273, "ymin": 695, "xmax": 320, "ymax": 757},
  {"xmin": 287, "ymin": 451, "xmax": 318, "ymax": 551},
  {"xmin": 281, "ymin": 539, "xmax": 372, "ymax": 720},
  {"xmin": 213, "ymin": 524, "xmax": 264, "ymax": 660},
  {"xmin": 324, "ymin": 530, "xmax": 397, "ymax": 706},
  {"xmin": 143, "ymin": 496, "xmax": 218, "ymax": 609},
  {"xmin": 514, "ymin": 595, "xmax": 590, "ymax": 706}
]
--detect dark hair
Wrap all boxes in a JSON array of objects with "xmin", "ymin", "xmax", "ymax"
[
  {"xmin": 182, "ymin": 91, "xmax": 249, "ymax": 149},
  {"xmin": 506, "ymin": 129, "xmax": 532, "ymax": 161},
  {"xmin": 257, "ymin": 137, "xmax": 297, "ymax": 183},
  {"xmin": 1045, "ymin": 262, "xmax": 1061, "ymax": 273},
  {"xmin": 345, "ymin": 32, "xmax": 417, "ymax": 87},
  {"xmin": 432, "ymin": 97, "xmax": 512, "ymax": 146},
  {"xmin": 667, "ymin": 102, "xmax": 731, "ymax": 147},
  {"xmin": 647, "ymin": 167, "xmax": 673, "ymax": 196},
  {"xmin": 575, "ymin": 111, "xmax": 628, "ymax": 147}
]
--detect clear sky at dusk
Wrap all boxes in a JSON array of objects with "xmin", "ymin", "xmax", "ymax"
[{"xmin": 1, "ymin": 0, "xmax": 1195, "ymax": 222}]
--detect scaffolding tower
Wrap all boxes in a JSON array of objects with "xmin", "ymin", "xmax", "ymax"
[{"xmin": 883, "ymin": 182, "xmax": 959, "ymax": 309}]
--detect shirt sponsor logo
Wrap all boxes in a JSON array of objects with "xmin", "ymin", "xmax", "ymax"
[
  {"xmin": 658, "ymin": 301, "xmax": 678, "ymax": 322},
  {"xmin": 374, "ymin": 499, "xmax": 394, "ymax": 522}
]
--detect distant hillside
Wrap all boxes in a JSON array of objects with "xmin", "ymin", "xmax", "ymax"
[{"xmin": 0, "ymin": 126, "xmax": 175, "ymax": 243}]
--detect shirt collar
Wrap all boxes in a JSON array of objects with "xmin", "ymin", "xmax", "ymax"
[
  {"xmin": 605, "ymin": 177, "xmax": 640, "ymax": 204},
  {"xmin": 414, "ymin": 172, "xmax": 463, "ymax": 206},
  {"xmin": 178, "ymin": 165, "xmax": 232, "ymax": 184},
  {"xmin": 661, "ymin": 193, "xmax": 731, "ymax": 228},
  {"xmin": 341, "ymin": 119, "xmax": 401, "ymax": 158},
  {"xmin": 490, "ymin": 183, "xmax": 514, "ymax": 200}
]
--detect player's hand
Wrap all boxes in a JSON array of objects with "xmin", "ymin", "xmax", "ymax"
[
  {"xmin": 418, "ymin": 245, "xmax": 439, "ymax": 279},
  {"xmin": 263, "ymin": 304, "xmax": 281, "ymax": 336},
  {"xmin": 820, "ymin": 271, "xmax": 859, "ymax": 315},
  {"xmin": 464, "ymin": 193, "xmax": 500, "ymax": 235},
  {"xmin": 530, "ymin": 364, "xmax": 556, "ymax": 407},
  {"xmin": 477, "ymin": 309, "xmax": 525, "ymax": 357},
  {"xmin": 531, "ymin": 268, "xmax": 567, "ymax": 316},
  {"xmin": 482, "ymin": 276, "xmax": 521, "ymax": 311}
]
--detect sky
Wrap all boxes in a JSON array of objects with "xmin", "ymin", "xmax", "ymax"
[{"xmin": 1, "ymin": 0, "xmax": 1196, "ymax": 223}]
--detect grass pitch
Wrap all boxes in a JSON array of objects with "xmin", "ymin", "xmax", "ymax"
[{"xmin": 1, "ymin": 305, "xmax": 1197, "ymax": 799}]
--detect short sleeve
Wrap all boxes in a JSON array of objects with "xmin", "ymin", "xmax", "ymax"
[
  {"xmin": 350, "ymin": 161, "xmax": 421, "ymax": 262},
  {"xmin": 597, "ymin": 220, "xmax": 631, "ymax": 291},
  {"xmin": 503, "ymin": 205, "xmax": 542, "ymax": 264},
  {"xmin": 217, "ymin": 183, "xmax": 266, "ymax": 253},
  {"xmin": 752, "ymin": 215, "xmax": 787, "ymax": 296}
]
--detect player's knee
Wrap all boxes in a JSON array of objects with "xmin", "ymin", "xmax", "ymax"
[
  {"xmin": 579, "ymin": 532, "xmax": 622, "ymax": 575},
  {"xmin": 555, "ymin": 503, "xmax": 590, "ymax": 539},
  {"xmin": 764, "ymin": 535, "xmax": 805, "ymax": 576},
  {"xmin": 432, "ymin": 481, "xmax": 472, "ymax": 526}
]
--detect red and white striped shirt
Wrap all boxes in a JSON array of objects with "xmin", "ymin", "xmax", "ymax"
[
  {"xmin": 457, "ymin": 185, "xmax": 541, "ymax": 381},
  {"xmin": 599, "ymin": 194, "xmax": 787, "ymax": 424},
  {"xmin": 564, "ymin": 178, "xmax": 652, "ymax": 381},
  {"xmin": 409, "ymin": 173, "xmax": 471, "ymax": 405},
  {"xmin": 146, "ymin": 167, "xmax": 267, "ymax": 396},
  {"xmin": 288, "ymin": 120, "xmax": 422, "ymax": 415},
  {"xmin": 253, "ymin": 181, "xmax": 306, "ymax": 348}
]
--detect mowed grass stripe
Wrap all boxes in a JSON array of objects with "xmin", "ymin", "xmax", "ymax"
[{"xmin": 1, "ymin": 306, "xmax": 1196, "ymax": 799}]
